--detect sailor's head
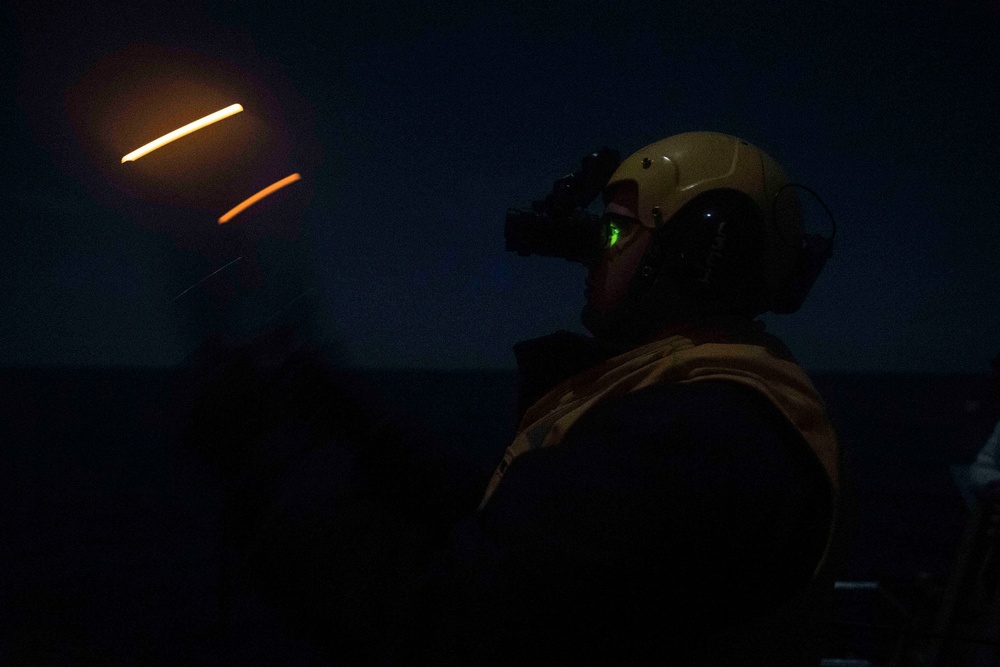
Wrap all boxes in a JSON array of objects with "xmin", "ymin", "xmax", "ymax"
[{"xmin": 581, "ymin": 131, "xmax": 805, "ymax": 344}]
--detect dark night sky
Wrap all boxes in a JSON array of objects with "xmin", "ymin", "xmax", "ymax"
[{"xmin": 3, "ymin": 0, "xmax": 998, "ymax": 372}]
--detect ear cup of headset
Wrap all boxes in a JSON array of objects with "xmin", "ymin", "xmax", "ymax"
[{"xmin": 647, "ymin": 189, "xmax": 766, "ymax": 303}]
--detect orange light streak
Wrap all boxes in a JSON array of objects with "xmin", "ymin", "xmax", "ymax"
[
  {"xmin": 121, "ymin": 103, "xmax": 244, "ymax": 163},
  {"xmin": 218, "ymin": 173, "xmax": 301, "ymax": 224}
]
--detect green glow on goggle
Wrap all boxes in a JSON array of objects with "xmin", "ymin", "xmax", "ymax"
[{"xmin": 607, "ymin": 219, "xmax": 622, "ymax": 248}]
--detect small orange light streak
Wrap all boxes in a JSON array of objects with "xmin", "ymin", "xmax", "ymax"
[
  {"xmin": 121, "ymin": 103, "xmax": 244, "ymax": 163},
  {"xmin": 218, "ymin": 173, "xmax": 302, "ymax": 224}
]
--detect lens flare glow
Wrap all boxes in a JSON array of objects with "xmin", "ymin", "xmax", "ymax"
[
  {"xmin": 121, "ymin": 104, "xmax": 244, "ymax": 163},
  {"xmin": 218, "ymin": 173, "xmax": 301, "ymax": 224}
]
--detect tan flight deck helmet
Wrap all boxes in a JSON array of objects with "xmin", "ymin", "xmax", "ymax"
[{"xmin": 604, "ymin": 131, "xmax": 804, "ymax": 315}]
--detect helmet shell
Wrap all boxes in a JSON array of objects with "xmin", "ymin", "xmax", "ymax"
[{"xmin": 606, "ymin": 131, "xmax": 803, "ymax": 307}]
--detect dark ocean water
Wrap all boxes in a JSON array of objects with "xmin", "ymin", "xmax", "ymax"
[{"xmin": 1, "ymin": 367, "xmax": 998, "ymax": 665}]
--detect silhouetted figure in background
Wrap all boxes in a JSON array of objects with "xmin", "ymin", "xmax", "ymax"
[
  {"xmin": 922, "ymin": 352, "xmax": 1000, "ymax": 666},
  {"xmin": 178, "ymin": 132, "xmax": 848, "ymax": 665},
  {"xmin": 969, "ymin": 353, "xmax": 1000, "ymax": 505}
]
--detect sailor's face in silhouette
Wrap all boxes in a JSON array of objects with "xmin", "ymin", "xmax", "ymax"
[{"xmin": 584, "ymin": 181, "xmax": 654, "ymax": 316}]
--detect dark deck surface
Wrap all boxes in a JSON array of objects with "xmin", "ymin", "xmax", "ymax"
[{"xmin": 2, "ymin": 368, "xmax": 997, "ymax": 664}]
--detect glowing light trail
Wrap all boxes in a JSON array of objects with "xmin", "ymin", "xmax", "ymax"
[
  {"xmin": 218, "ymin": 173, "xmax": 301, "ymax": 224},
  {"xmin": 121, "ymin": 104, "xmax": 244, "ymax": 163}
]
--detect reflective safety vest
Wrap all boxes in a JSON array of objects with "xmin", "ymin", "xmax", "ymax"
[{"xmin": 478, "ymin": 328, "xmax": 841, "ymax": 578}]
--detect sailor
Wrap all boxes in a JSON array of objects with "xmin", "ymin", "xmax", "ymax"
[
  {"xmin": 180, "ymin": 131, "xmax": 847, "ymax": 665},
  {"xmin": 468, "ymin": 131, "xmax": 845, "ymax": 664}
]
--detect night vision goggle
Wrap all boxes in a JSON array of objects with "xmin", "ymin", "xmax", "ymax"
[{"xmin": 504, "ymin": 147, "xmax": 623, "ymax": 265}]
